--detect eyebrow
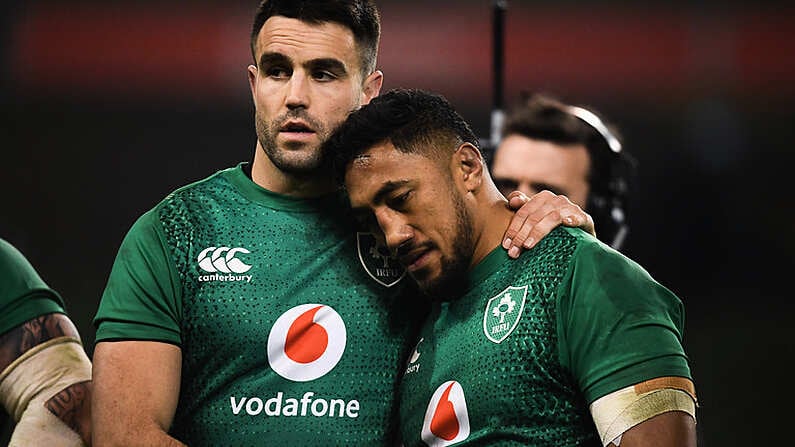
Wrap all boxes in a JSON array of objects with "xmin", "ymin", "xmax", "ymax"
[
  {"xmin": 530, "ymin": 182, "xmax": 566, "ymax": 196},
  {"xmin": 258, "ymin": 51, "xmax": 290, "ymax": 68},
  {"xmin": 308, "ymin": 58, "xmax": 348, "ymax": 76},
  {"xmin": 258, "ymin": 52, "xmax": 348, "ymax": 77},
  {"xmin": 349, "ymin": 179, "xmax": 410, "ymax": 215},
  {"xmin": 372, "ymin": 180, "xmax": 410, "ymax": 206}
]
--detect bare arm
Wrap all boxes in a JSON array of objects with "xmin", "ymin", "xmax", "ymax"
[
  {"xmin": 502, "ymin": 190, "xmax": 596, "ymax": 257},
  {"xmin": 611, "ymin": 411, "xmax": 696, "ymax": 447},
  {"xmin": 91, "ymin": 341, "xmax": 185, "ymax": 447}
]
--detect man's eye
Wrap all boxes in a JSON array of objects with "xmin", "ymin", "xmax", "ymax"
[
  {"xmin": 313, "ymin": 70, "xmax": 337, "ymax": 81},
  {"xmin": 266, "ymin": 67, "xmax": 290, "ymax": 79},
  {"xmin": 388, "ymin": 191, "xmax": 412, "ymax": 208},
  {"xmin": 532, "ymin": 184, "xmax": 564, "ymax": 196},
  {"xmin": 494, "ymin": 179, "xmax": 518, "ymax": 195},
  {"xmin": 494, "ymin": 178, "xmax": 519, "ymax": 191}
]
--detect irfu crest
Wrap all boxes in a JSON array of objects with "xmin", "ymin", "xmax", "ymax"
[
  {"xmin": 356, "ymin": 232, "xmax": 406, "ymax": 287},
  {"xmin": 483, "ymin": 285, "xmax": 527, "ymax": 343}
]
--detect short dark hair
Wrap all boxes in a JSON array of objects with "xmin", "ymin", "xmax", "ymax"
[
  {"xmin": 250, "ymin": 0, "xmax": 381, "ymax": 77},
  {"xmin": 500, "ymin": 92, "xmax": 622, "ymax": 194},
  {"xmin": 328, "ymin": 88, "xmax": 480, "ymax": 186},
  {"xmin": 500, "ymin": 92, "xmax": 638, "ymax": 250}
]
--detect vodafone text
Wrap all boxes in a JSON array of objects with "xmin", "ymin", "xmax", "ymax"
[{"xmin": 230, "ymin": 392, "xmax": 359, "ymax": 418}]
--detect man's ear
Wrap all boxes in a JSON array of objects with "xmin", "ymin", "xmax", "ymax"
[
  {"xmin": 247, "ymin": 64, "xmax": 258, "ymax": 99},
  {"xmin": 361, "ymin": 70, "xmax": 384, "ymax": 105},
  {"xmin": 454, "ymin": 143, "xmax": 485, "ymax": 192}
]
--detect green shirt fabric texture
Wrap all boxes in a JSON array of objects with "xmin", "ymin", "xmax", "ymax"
[
  {"xmin": 398, "ymin": 227, "xmax": 691, "ymax": 447},
  {"xmin": 94, "ymin": 164, "xmax": 421, "ymax": 446},
  {"xmin": 0, "ymin": 238, "xmax": 65, "ymax": 336}
]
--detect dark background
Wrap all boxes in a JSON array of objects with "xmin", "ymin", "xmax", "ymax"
[{"xmin": 1, "ymin": 1, "xmax": 793, "ymax": 445}]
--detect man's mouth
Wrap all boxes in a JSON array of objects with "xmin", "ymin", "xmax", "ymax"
[
  {"xmin": 399, "ymin": 246, "xmax": 433, "ymax": 272},
  {"xmin": 280, "ymin": 120, "xmax": 315, "ymax": 134}
]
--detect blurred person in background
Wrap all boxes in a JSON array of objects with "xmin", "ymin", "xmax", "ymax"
[
  {"xmin": 90, "ymin": 1, "xmax": 594, "ymax": 446},
  {"xmin": 0, "ymin": 238, "xmax": 92, "ymax": 446},
  {"xmin": 330, "ymin": 88, "xmax": 697, "ymax": 447},
  {"xmin": 491, "ymin": 92, "xmax": 637, "ymax": 250}
]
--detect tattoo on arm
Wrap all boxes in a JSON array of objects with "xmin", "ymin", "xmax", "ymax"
[
  {"xmin": 0, "ymin": 313, "xmax": 80, "ymax": 373},
  {"xmin": 46, "ymin": 381, "xmax": 93, "ymax": 445}
]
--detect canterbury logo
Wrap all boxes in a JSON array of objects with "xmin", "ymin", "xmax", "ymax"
[
  {"xmin": 405, "ymin": 338, "xmax": 423, "ymax": 375},
  {"xmin": 267, "ymin": 304, "xmax": 347, "ymax": 382},
  {"xmin": 197, "ymin": 246, "xmax": 252, "ymax": 274}
]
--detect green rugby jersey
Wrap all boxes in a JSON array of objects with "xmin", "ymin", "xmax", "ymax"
[
  {"xmin": 399, "ymin": 227, "xmax": 691, "ymax": 446},
  {"xmin": 94, "ymin": 164, "xmax": 421, "ymax": 446},
  {"xmin": 0, "ymin": 238, "xmax": 65, "ymax": 336}
]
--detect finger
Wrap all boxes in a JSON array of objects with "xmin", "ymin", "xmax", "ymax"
[
  {"xmin": 507, "ymin": 195, "xmax": 527, "ymax": 211},
  {"xmin": 560, "ymin": 210, "xmax": 595, "ymax": 237},
  {"xmin": 509, "ymin": 199, "xmax": 562, "ymax": 251},
  {"xmin": 522, "ymin": 209, "xmax": 569, "ymax": 248},
  {"xmin": 555, "ymin": 204, "xmax": 596, "ymax": 237},
  {"xmin": 521, "ymin": 203, "xmax": 597, "ymax": 248},
  {"xmin": 510, "ymin": 194, "xmax": 583, "ymax": 250},
  {"xmin": 505, "ymin": 191, "xmax": 529, "ymax": 210},
  {"xmin": 502, "ymin": 192, "xmax": 552, "ymax": 249}
]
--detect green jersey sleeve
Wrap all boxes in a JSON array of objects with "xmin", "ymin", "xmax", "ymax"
[
  {"xmin": 93, "ymin": 208, "xmax": 183, "ymax": 345},
  {"xmin": 557, "ymin": 235, "xmax": 692, "ymax": 404},
  {"xmin": 0, "ymin": 238, "xmax": 65, "ymax": 335}
]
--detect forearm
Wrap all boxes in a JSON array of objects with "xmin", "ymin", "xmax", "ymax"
[
  {"xmin": 92, "ymin": 386, "xmax": 186, "ymax": 447},
  {"xmin": 45, "ymin": 381, "xmax": 93, "ymax": 446}
]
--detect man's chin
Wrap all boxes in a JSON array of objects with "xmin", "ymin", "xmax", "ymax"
[
  {"xmin": 416, "ymin": 275, "xmax": 467, "ymax": 302},
  {"xmin": 279, "ymin": 139, "xmax": 321, "ymax": 153},
  {"xmin": 269, "ymin": 149, "xmax": 326, "ymax": 174}
]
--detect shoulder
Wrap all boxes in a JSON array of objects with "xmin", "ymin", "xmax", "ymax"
[
  {"xmin": 0, "ymin": 239, "xmax": 64, "ymax": 328},
  {"xmin": 560, "ymin": 226, "xmax": 659, "ymax": 286},
  {"xmin": 155, "ymin": 166, "xmax": 239, "ymax": 209},
  {"xmin": 0, "ymin": 238, "xmax": 29, "ymax": 274},
  {"xmin": 0, "ymin": 239, "xmax": 50, "ymax": 292},
  {"xmin": 128, "ymin": 166, "xmax": 241, "ymax": 233},
  {"xmin": 516, "ymin": 226, "xmax": 583, "ymax": 273},
  {"xmin": 523, "ymin": 227, "xmax": 660, "ymax": 299},
  {"xmin": 556, "ymin": 227, "xmax": 683, "ymax": 321}
]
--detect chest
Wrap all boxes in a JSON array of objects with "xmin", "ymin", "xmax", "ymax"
[{"xmin": 399, "ymin": 284, "xmax": 594, "ymax": 446}]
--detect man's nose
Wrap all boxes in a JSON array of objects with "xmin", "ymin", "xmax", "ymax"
[
  {"xmin": 375, "ymin": 209, "xmax": 413, "ymax": 253},
  {"xmin": 285, "ymin": 73, "xmax": 310, "ymax": 109}
]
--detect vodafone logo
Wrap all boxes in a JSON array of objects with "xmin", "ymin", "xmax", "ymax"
[
  {"xmin": 421, "ymin": 381, "xmax": 470, "ymax": 446},
  {"xmin": 267, "ymin": 304, "xmax": 346, "ymax": 382},
  {"xmin": 197, "ymin": 246, "xmax": 252, "ymax": 273}
]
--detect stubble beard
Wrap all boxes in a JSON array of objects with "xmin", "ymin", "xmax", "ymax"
[
  {"xmin": 254, "ymin": 108, "xmax": 330, "ymax": 175},
  {"xmin": 417, "ymin": 192, "xmax": 475, "ymax": 301}
]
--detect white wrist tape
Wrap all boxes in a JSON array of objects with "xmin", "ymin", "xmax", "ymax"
[
  {"xmin": 589, "ymin": 377, "xmax": 697, "ymax": 446},
  {"xmin": 0, "ymin": 336, "xmax": 92, "ymax": 446}
]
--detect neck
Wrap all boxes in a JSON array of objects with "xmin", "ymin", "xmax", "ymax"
[
  {"xmin": 469, "ymin": 187, "xmax": 515, "ymax": 269},
  {"xmin": 250, "ymin": 142, "xmax": 335, "ymax": 198}
]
